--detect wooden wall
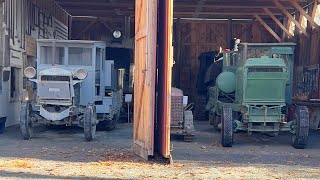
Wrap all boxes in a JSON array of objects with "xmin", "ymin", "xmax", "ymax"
[
  {"xmin": 31, "ymin": 0, "xmax": 69, "ymax": 26},
  {"xmin": 296, "ymin": 29, "xmax": 320, "ymax": 66}
]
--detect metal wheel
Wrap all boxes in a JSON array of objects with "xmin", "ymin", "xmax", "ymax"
[
  {"xmin": 291, "ymin": 106, "xmax": 309, "ymax": 149},
  {"xmin": 221, "ymin": 106, "xmax": 233, "ymax": 147},
  {"xmin": 20, "ymin": 102, "xmax": 32, "ymax": 140},
  {"xmin": 84, "ymin": 103, "xmax": 97, "ymax": 141}
]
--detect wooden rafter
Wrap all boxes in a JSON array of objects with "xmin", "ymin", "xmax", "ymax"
[
  {"xmin": 264, "ymin": 8, "xmax": 293, "ymax": 38},
  {"xmin": 175, "ymin": 11, "xmax": 282, "ymax": 16},
  {"xmin": 312, "ymin": 1, "xmax": 319, "ymax": 19},
  {"xmin": 192, "ymin": 0, "xmax": 206, "ymax": 18},
  {"xmin": 99, "ymin": 19, "xmax": 113, "ymax": 33},
  {"xmin": 74, "ymin": 20, "xmax": 97, "ymax": 39},
  {"xmin": 273, "ymin": 0, "xmax": 309, "ymax": 37},
  {"xmin": 290, "ymin": 1, "xmax": 320, "ymax": 31},
  {"xmin": 255, "ymin": 15, "xmax": 282, "ymax": 42}
]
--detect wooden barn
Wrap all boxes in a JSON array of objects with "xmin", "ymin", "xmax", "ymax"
[{"xmin": 0, "ymin": 0, "xmax": 319, "ymax": 163}]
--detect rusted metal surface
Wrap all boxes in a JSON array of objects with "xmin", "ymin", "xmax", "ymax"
[
  {"xmin": 171, "ymin": 88, "xmax": 184, "ymax": 128},
  {"xmin": 293, "ymin": 64, "xmax": 319, "ymax": 101},
  {"xmin": 133, "ymin": 0, "xmax": 157, "ymax": 160},
  {"xmin": 157, "ymin": 0, "xmax": 173, "ymax": 159}
]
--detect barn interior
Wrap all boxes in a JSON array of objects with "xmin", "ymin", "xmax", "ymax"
[
  {"xmin": 53, "ymin": 0, "xmax": 320, "ymax": 120},
  {"xmin": 1, "ymin": 0, "xmax": 320, "ymax": 162}
]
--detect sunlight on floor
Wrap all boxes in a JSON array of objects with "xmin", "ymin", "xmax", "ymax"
[{"xmin": 0, "ymin": 157, "xmax": 319, "ymax": 179}]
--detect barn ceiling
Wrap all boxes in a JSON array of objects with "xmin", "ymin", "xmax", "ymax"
[{"xmin": 54, "ymin": 0, "xmax": 311, "ymax": 19}]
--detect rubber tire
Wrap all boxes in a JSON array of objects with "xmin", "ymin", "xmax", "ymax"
[
  {"xmin": 97, "ymin": 112, "xmax": 119, "ymax": 131},
  {"xmin": 291, "ymin": 106, "xmax": 309, "ymax": 149},
  {"xmin": 84, "ymin": 104, "xmax": 97, "ymax": 142},
  {"xmin": 105, "ymin": 113, "xmax": 119, "ymax": 131},
  {"xmin": 221, "ymin": 107, "xmax": 233, "ymax": 147},
  {"xmin": 20, "ymin": 102, "xmax": 32, "ymax": 140}
]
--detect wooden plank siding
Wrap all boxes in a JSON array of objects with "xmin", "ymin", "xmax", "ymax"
[
  {"xmin": 133, "ymin": 0, "xmax": 158, "ymax": 160},
  {"xmin": 31, "ymin": 0, "xmax": 69, "ymax": 26}
]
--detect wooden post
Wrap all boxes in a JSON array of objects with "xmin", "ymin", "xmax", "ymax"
[
  {"xmin": 68, "ymin": 16, "xmax": 73, "ymax": 39},
  {"xmin": 175, "ymin": 18, "xmax": 181, "ymax": 88},
  {"xmin": 124, "ymin": 16, "xmax": 131, "ymax": 39},
  {"xmin": 227, "ymin": 18, "xmax": 233, "ymax": 48},
  {"xmin": 74, "ymin": 20, "xmax": 97, "ymax": 39}
]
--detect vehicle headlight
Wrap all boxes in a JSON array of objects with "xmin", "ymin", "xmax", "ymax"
[
  {"xmin": 24, "ymin": 67, "xmax": 36, "ymax": 79},
  {"xmin": 75, "ymin": 68, "xmax": 88, "ymax": 80}
]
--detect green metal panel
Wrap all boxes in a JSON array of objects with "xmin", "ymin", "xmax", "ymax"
[
  {"xmin": 237, "ymin": 43, "xmax": 295, "ymax": 105},
  {"xmin": 243, "ymin": 57, "xmax": 288, "ymax": 103},
  {"xmin": 235, "ymin": 67, "xmax": 244, "ymax": 102},
  {"xmin": 271, "ymin": 47, "xmax": 294, "ymax": 55},
  {"xmin": 247, "ymin": 106, "xmax": 283, "ymax": 123},
  {"xmin": 245, "ymin": 57, "xmax": 286, "ymax": 67},
  {"xmin": 244, "ymin": 72, "xmax": 287, "ymax": 103}
]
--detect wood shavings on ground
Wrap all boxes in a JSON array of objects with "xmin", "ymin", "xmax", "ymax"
[{"xmin": 0, "ymin": 155, "xmax": 319, "ymax": 180}]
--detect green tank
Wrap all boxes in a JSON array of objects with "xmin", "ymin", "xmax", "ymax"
[{"xmin": 216, "ymin": 72, "xmax": 236, "ymax": 94}]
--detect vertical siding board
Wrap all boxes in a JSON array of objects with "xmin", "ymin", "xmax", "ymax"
[{"xmin": 133, "ymin": 0, "xmax": 158, "ymax": 160}]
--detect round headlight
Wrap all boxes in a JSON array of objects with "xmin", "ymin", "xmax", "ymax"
[
  {"xmin": 24, "ymin": 67, "xmax": 36, "ymax": 79},
  {"xmin": 113, "ymin": 30, "xmax": 122, "ymax": 39},
  {"xmin": 75, "ymin": 69, "xmax": 88, "ymax": 80}
]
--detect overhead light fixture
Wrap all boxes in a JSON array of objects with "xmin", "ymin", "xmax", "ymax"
[{"xmin": 113, "ymin": 30, "xmax": 122, "ymax": 39}]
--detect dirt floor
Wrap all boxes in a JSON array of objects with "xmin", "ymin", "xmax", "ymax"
[{"xmin": 0, "ymin": 121, "xmax": 320, "ymax": 179}]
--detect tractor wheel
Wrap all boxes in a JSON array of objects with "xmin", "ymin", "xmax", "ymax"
[
  {"xmin": 20, "ymin": 102, "xmax": 32, "ymax": 140},
  {"xmin": 291, "ymin": 106, "xmax": 309, "ymax": 149},
  {"xmin": 213, "ymin": 114, "xmax": 221, "ymax": 130},
  {"xmin": 209, "ymin": 113, "xmax": 214, "ymax": 125},
  {"xmin": 84, "ymin": 104, "xmax": 97, "ymax": 141},
  {"xmin": 221, "ymin": 107, "xmax": 233, "ymax": 147},
  {"xmin": 105, "ymin": 112, "xmax": 119, "ymax": 131}
]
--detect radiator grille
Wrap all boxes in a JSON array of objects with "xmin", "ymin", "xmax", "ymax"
[
  {"xmin": 248, "ymin": 67, "xmax": 283, "ymax": 73},
  {"xmin": 41, "ymin": 76, "xmax": 70, "ymax": 81}
]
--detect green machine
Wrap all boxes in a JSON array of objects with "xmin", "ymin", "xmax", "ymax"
[{"xmin": 207, "ymin": 43, "xmax": 309, "ymax": 148}]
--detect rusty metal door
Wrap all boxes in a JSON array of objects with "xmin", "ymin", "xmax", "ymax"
[{"xmin": 133, "ymin": 0, "xmax": 158, "ymax": 160}]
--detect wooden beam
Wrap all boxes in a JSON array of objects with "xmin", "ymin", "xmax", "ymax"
[
  {"xmin": 312, "ymin": 1, "xmax": 318, "ymax": 19},
  {"xmin": 192, "ymin": 0, "xmax": 206, "ymax": 18},
  {"xmin": 254, "ymin": 15, "xmax": 282, "ymax": 42},
  {"xmin": 290, "ymin": 1, "xmax": 320, "ymax": 31},
  {"xmin": 74, "ymin": 20, "xmax": 97, "ymax": 39},
  {"xmin": 264, "ymin": 8, "xmax": 293, "ymax": 38},
  {"xmin": 175, "ymin": 18, "xmax": 182, "ymax": 88},
  {"xmin": 99, "ymin": 19, "xmax": 113, "ymax": 33},
  {"xmin": 175, "ymin": 11, "xmax": 282, "ymax": 16},
  {"xmin": 175, "ymin": 4, "xmax": 294, "ymax": 10},
  {"xmin": 69, "ymin": 16, "xmax": 73, "ymax": 40},
  {"xmin": 273, "ymin": 0, "xmax": 309, "ymax": 37},
  {"xmin": 227, "ymin": 18, "xmax": 232, "ymax": 48},
  {"xmin": 124, "ymin": 16, "xmax": 131, "ymax": 38}
]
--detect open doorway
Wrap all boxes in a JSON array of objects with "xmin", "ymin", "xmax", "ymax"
[{"xmin": 106, "ymin": 47, "xmax": 134, "ymax": 123}]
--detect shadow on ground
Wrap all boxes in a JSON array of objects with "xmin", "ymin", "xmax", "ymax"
[{"xmin": 0, "ymin": 121, "xmax": 320, "ymax": 168}]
